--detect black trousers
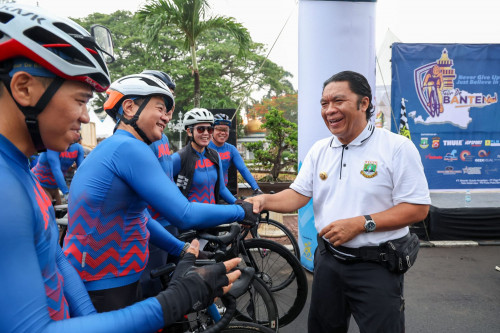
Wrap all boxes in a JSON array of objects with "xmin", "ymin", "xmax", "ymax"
[
  {"xmin": 308, "ymin": 246, "xmax": 405, "ymax": 333},
  {"xmin": 88, "ymin": 281, "xmax": 141, "ymax": 312}
]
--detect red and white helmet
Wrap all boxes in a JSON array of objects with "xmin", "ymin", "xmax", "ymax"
[{"xmin": 0, "ymin": 3, "xmax": 111, "ymax": 91}]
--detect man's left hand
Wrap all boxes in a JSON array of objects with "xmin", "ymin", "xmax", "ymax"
[{"xmin": 319, "ymin": 216, "xmax": 365, "ymax": 247}]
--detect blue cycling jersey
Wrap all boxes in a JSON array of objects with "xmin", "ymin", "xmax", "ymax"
[
  {"xmin": 0, "ymin": 134, "xmax": 165, "ymax": 332},
  {"xmin": 208, "ymin": 141, "xmax": 259, "ymax": 190},
  {"xmin": 63, "ymin": 130, "xmax": 243, "ymax": 291},
  {"xmin": 32, "ymin": 143, "xmax": 84, "ymax": 194},
  {"xmin": 148, "ymin": 134, "xmax": 173, "ymax": 227},
  {"xmin": 172, "ymin": 147, "xmax": 236, "ymax": 204}
]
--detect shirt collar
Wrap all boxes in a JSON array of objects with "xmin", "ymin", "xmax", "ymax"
[{"xmin": 330, "ymin": 122, "xmax": 375, "ymax": 148}]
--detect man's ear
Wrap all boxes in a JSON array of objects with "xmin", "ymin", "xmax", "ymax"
[
  {"xmin": 121, "ymin": 99, "xmax": 136, "ymax": 118},
  {"xmin": 360, "ymin": 96, "xmax": 370, "ymax": 112},
  {"xmin": 10, "ymin": 72, "xmax": 42, "ymax": 107},
  {"xmin": 186, "ymin": 127, "xmax": 192, "ymax": 137}
]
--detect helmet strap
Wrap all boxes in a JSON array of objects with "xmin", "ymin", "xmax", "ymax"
[
  {"xmin": 0, "ymin": 73, "xmax": 64, "ymax": 152},
  {"xmin": 118, "ymin": 95, "xmax": 153, "ymax": 145}
]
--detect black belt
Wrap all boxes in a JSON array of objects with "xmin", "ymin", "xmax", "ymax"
[{"xmin": 318, "ymin": 233, "xmax": 411, "ymax": 263}]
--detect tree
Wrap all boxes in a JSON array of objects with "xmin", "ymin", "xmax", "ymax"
[
  {"xmin": 73, "ymin": 10, "xmax": 294, "ymax": 147},
  {"xmin": 245, "ymin": 107, "xmax": 297, "ymax": 182},
  {"xmin": 137, "ymin": 0, "xmax": 252, "ymax": 107},
  {"xmin": 248, "ymin": 93, "xmax": 298, "ymax": 123}
]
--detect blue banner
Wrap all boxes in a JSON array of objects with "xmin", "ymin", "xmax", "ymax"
[{"xmin": 391, "ymin": 43, "xmax": 500, "ymax": 189}]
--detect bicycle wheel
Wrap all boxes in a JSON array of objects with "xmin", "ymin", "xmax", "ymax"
[
  {"xmin": 233, "ymin": 276, "xmax": 279, "ymax": 332},
  {"xmin": 254, "ymin": 219, "xmax": 300, "ymax": 259},
  {"xmin": 221, "ymin": 321, "xmax": 276, "ymax": 333},
  {"xmin": 241, "ymin": 238, "xmax": 308, "ymax": 327}
]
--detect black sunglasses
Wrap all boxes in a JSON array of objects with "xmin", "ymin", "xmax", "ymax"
[{"xmin": 193, "ymin": 125, "xmax": 214, "ymax": 134}]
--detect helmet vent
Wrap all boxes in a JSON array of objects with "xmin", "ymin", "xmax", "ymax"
[
  {"xmin": 24, "ymin": 26, "xmax": 94, "ymax": 67},
  {"xmin": 0, "ymin": 12, "xmax": 14, "ymax": 24}
]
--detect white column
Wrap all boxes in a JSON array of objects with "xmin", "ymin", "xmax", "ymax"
[{"xmin": 297, "ymin": 0, "xmax": 376, "ymax": 271}]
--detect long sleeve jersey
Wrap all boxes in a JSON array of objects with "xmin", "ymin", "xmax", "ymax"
[
  {"xmin": 0, "ymin": 134, "xmax": 165, "ymax": 333},
  {"xmin": 148, "ymin": 134, "xmax": 173, "ymax": 227},
  {"xmin": 31, "ymin": 143, "xmax": 84, "ymax": 194},
  {"xmin": 63, "ymin": 130, "xmax": 244, "ymax": 291},
  {"xmin": 172, "ymin": 146, "xmax": 236, "ymax": 204},
  {"xmin": 208, "ymin": 141, "xmax": 259, "ymax": 190}
]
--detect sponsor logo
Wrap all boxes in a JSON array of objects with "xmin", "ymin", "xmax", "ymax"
[
  {"xmin": 478, "ymin": 150, "xmax": 490, "ymax": 157},
  {"xmin": 460, "ymin": 150, "xmax": 473, "ymax": 162},
  {"xmin": 420, "ymin": 137, "xmax": 429, "ymax": 149},
  {"xmin": 474, "ymin": 158, "xmax": 494, "ymax": 163},
  {"xmin": 437, "ymin": 166, "xmax": 462, "ymax": 175},
  {"xmin": 485, "ymin": 166, "xmax": 498, "ymax": 174},
  {"xmin": 444, "ymin": 149, "xmax": 458, "ymax": 162},
  {"xmin": 360, "ymin": 161, "xmax": 378, "ymax": 178},
  {"xmin": 485, "ymin": 140, "xmax": 500, "ymax": 147},
  {"xmin": 432, "ymin": 137, "xmax": 440, "ymax": 149},
  {"xmin": 443, "ymin": 140, "xmax": 463, "ymax": 146},
  {"xmin": 462, "ymin": 166, "xmax": 482, "ymax": 175},
  {"xmin": 425, "ymin": 154, "xmax": 443, "ymax": 160},
  {"xmin": 465, "ymin": 140, "xmax": 482, "ymax": 147}
]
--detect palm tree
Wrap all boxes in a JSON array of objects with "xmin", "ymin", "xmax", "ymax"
[{"xmin": 137, "ymin": 0, "xmax": 251, "ymax": 107}]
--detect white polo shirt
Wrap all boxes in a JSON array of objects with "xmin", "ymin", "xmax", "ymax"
[{"xmin": 291, "ymin": 123, "xmax": 431, "ymax": 248}]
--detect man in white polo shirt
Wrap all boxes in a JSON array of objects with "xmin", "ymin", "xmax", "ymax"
[{"xmin": 247, "ymin": 70, "xmax": 430, "ymax": 333}]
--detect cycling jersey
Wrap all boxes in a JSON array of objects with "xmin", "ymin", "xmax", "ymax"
[
  {"xmin": 31, "ymin": 143, "xmax": 84, "ymax": 195},
  {"xmin": 148, "ymin": 134, "xmax": 173, "ymax": 227},
  {"xmin": 208, "ymin": 141, "xmax": 259, "ymax": 190},
  {"xmin": 172, "ymin": 145, "xmax": 236, "ymax": 204},
  {"xmin": 0, "ymin": 134, "xmax": 165, "ymax": 332},
  {"xmin": 63, "ymin": 130, "xmax": 243, "ymax": 291}
]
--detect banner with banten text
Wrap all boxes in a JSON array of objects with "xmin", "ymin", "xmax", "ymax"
[{"xmin": 391, "ymin": 43, "xmax": 500, "ymax": 190}]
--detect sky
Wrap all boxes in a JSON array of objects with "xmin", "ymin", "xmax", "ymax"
[{"xmin": 12, "ymin": 0, "xmax": 500, "ymax": 91}]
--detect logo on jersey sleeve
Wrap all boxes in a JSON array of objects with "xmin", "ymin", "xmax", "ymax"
[{"xmin": 360, "ymin": 161, "xmax": 378, "ymax": 178}]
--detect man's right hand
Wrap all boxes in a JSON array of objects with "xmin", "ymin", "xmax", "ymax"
[{"xmin": 155, "ymin": 240, "xmax": 241, "ymax": 326}]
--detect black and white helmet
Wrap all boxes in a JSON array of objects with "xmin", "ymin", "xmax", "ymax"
[
  {"xmin": 104, "ymin": 74, "xmax": 174, "ymax": 120},
  {"xmin": 183, "ymin": 108, "xmax": 214, "ymax": 129}
]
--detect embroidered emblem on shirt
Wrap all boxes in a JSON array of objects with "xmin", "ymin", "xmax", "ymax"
[
  {"xmin": 319, "ymin": 171, "xmax": 328, "ymax": 180},
  {"xmin": 360, "ymin": 161, "xmax": 378, "ymax": 178}
]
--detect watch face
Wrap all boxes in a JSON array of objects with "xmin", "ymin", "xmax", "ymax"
[{"xmin": 365, "ymin": 221, "xmax": 376, "ymax": 232}]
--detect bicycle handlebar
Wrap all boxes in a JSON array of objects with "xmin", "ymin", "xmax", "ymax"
[{"xmin": 197, "ymin": 223, "xmax": 241, "ymax": 246}]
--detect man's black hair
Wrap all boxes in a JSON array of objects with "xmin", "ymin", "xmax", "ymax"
[{"xmin": 323, "ymin": 71, "xmax": 374, "ymax": 121}]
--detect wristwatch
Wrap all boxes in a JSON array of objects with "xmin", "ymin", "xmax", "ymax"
[{"xmin": 363, "ymin": 215, "xmax": 376, "ymax": 233}]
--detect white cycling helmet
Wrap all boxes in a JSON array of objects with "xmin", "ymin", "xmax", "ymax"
[
  {"xmin": 103, "ymin": 74, "xmax": 174, "ymax": 144},
  {"xmin": 0, "ymin": 4, "xmax": 112, "ymax": 152},
  {"xmin": 183, "ymin": 108, "xmax": 214, "ymax": 129}
]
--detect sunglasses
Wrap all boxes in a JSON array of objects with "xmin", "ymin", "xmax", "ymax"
[
  {"xmin": 193, "ymin": 125, "xmax": 214, "ymax": 134},
  {"xmin": 214, "ymin": 127, "xmax": 229, "ymax": 133}
]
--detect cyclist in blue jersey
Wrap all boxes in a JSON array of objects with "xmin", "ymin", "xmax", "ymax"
[
  {"xmin": 32, "ymin": 141, "xmax": 85, "ymax": 204},
  {"xmin": 63, "ymin": 74, "xmax": 257, "ymax": 311},
  {"xmin": 140, "ymin": 70, "xmax": 179, "ymax": 297},
  {"xmin": 209, "ymin": 113, "xmax": 263, "ymax": 195},
  {"xmin": 172, "ymin": 109, "xmax": 237, "ymax": 205},
  {"xmin": 0, "ymin": 5, "xmax": 240, "ymax": 332}
]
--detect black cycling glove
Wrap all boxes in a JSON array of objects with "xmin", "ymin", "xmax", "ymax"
[
  {"xmin": 155, "ymin": 253, "xmax": 228, "ymax": 326},
  {"xmin": 235, "ymin": 200, "xmax": 259, "ymax": 227}
]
